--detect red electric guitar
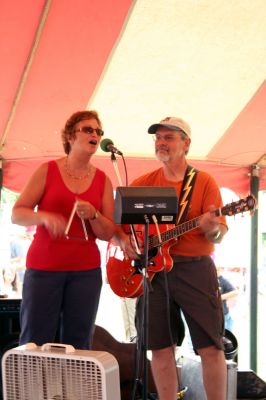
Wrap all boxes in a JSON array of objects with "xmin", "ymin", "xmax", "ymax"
[{"xmin": 106, "ymin": 195, "xmax": 256, "ymax": 298}]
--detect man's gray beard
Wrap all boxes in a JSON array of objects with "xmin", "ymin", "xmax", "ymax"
[{"xmin": 156, "ymin": 151, "xmax": 170, "ymax": 162}]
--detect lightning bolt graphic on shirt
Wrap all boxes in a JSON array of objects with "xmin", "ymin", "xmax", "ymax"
[{"xmin": 177, "ymin": 167, "xmax": 196, "ymax": 224}]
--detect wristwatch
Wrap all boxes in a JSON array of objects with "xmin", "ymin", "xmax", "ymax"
[
  {"xmin": 90, "ymin": 209, "xmax": 99, "ymax": 220},
  {"xmin": 213, "ymin": 229, "xmax": 221, "ymax": 240}
]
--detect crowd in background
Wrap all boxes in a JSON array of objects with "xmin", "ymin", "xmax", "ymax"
[{"xmin": 0, "ymin": 226, "xmax": 35, "ymax": 298}]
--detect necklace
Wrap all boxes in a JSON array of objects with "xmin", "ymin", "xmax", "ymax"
[{"xmin": 64, "ymin": 157, "xmax": 91, "ymax": 180}]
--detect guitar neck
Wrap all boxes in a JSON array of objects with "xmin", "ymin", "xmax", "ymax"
[
  {"xmin": 149, "ymin": 217, "xmax": 201, "ymax": 249},
  {"xmin": 147, "ymin": 195, "xmax": 256, "ymax": 251}
]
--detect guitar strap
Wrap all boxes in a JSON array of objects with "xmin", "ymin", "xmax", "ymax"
[{"xmin": 176, "ymin": 164, "xmax": 198, "ymax": 224}]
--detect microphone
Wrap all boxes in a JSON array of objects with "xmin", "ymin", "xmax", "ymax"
[{"xmin": 100, "ymin": 138, "xmax": 123, "ymax": 156}]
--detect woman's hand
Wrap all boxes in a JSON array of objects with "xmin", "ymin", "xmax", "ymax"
[
  {"xmin": 41, "ymin": 212, "xmax": 67, "ymax": 238},
  {"xmin": 75, "ymin": 199, "xmax": 97, "ymax": 220}
]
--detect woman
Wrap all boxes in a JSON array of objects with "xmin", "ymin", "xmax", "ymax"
[
  {"xmin": 1, "ymin": 266, "xmax": 19, "ymax": 297},
  {"xmin": 12, "ymin": 110, "xmax": 116, "ymax": 349}
]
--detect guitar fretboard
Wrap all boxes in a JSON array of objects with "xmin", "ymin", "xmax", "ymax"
[{"xmin": 149, "ymin": 217, "xmax": 201, "ymax": 249}]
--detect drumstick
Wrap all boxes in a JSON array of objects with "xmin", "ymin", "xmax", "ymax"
[
  {"xmin": 81, "ymin": 218, "xmax": 88, "ymax": 241},
  {"xmin": 65, "ymin": 201, "xmax": 77, "ymax": 237}
]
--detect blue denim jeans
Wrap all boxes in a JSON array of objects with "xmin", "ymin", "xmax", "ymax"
[{"xmin": 19, "ymin": 268, "xmax": 102, "ymax": 349}]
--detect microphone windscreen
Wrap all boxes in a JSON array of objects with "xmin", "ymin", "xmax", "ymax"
[{"xmin": 100, "ymin": 138, "xmax": 114, "ymax": 152}]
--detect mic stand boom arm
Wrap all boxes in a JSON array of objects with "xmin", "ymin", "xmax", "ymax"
[{"xmin": 110, "ymin": 152, "xmax": 123, "ymax": 186}]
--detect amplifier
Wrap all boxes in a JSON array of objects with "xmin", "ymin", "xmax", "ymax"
[
  {"xmin": 114, "ymin": 186, "xmax": 178, "ymax": 224},
  {"xmin": 0, "ymin": 299, "xmax": 21, "ymax": 315},
  {"xmin": 237, "ymin": 370, "xmax": 266, "ymax": 398},
  {"xmin": 0, "ymin": 299, "xmax": 21, "ymax": 351}
]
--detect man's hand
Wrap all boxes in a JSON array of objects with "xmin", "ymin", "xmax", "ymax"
[{"xmin": 200, "ymin": 206, "xmax": 227, "ymax": 243}]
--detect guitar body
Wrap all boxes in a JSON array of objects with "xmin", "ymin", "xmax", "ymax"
[{"xmin": 106, "ymin": 224, "xmax": 177, "ymax": 298}]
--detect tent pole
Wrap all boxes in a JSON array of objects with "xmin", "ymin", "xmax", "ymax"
[{"xmin": 249, "ymin": 164, "xmax": 259, "ymax": 372}]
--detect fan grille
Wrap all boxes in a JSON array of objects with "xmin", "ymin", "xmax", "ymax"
[{"xmin": 2, "ymin": 346, "xmax": 120, "ymax": 400}]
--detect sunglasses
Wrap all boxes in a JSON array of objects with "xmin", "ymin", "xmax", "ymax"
[{"xmin": 75, "ymin": 126, "xmax": 104, "ymax": 137}]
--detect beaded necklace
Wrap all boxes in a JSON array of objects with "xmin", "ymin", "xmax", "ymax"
[{"xmin": 64, "ymin": 157, "xmax": 91, "ymax": 180}]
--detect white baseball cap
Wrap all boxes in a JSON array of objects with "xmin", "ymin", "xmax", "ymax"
[{"xmin": 148, "ymin": 116, "xmax": 191, "ymax": 138}]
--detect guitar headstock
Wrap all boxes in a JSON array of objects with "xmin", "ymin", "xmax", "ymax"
[{"xmin": 221, "ymin": 194, "xmax": 257, "ymax": 217}]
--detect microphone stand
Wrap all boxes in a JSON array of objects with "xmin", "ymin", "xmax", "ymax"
[
  {"xmin": 109, "ymin": 151, "xmax": 152, "ymax": 400},
  {"xmin": 141, "ymin": 214, "xmax": 150, "ymax": 400}
]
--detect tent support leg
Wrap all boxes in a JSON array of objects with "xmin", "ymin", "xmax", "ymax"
[{"xmin": 249, "ymin": 164, "xmax": 259, "ymax": 372}]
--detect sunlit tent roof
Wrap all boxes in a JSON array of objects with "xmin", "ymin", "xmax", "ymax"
[{"xmin": 0, "ymin": 0, "xmax": 266, "ymax": 195}]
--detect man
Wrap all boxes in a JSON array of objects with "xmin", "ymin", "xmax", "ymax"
[
  {"xmin": 113, "ymin": 116, "xmax": 228, "ymax": 400},
  {"xmin": 217, "ymin": 266, "xmax": 239, "ymax": 333}
]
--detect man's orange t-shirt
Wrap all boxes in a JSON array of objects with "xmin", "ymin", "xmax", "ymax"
[{"xmin": 130, "ymin": 167, "xmax": 227, "ymax": 257}]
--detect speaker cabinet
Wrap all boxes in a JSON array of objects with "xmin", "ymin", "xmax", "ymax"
[{"xmin": 0, "ymin": 299, "xmax": 20, "ymax": 353}]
